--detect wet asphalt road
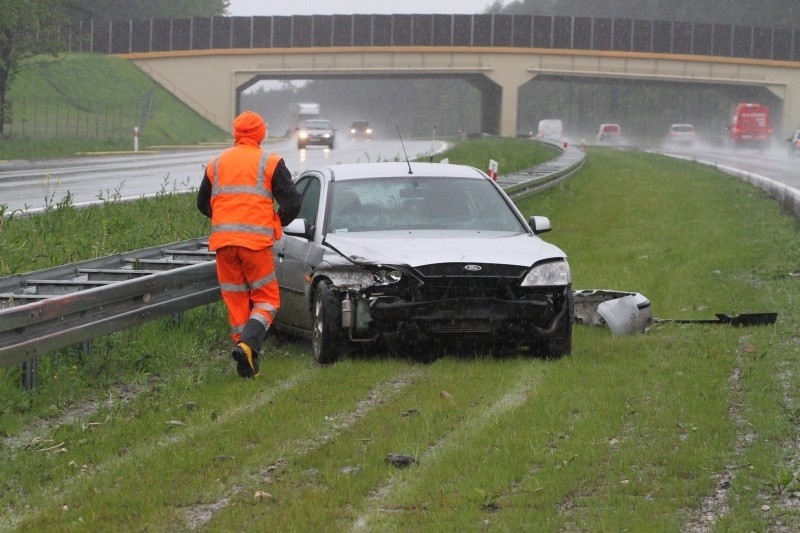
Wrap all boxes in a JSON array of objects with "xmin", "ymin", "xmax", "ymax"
[{"xmin": 0, "ymin": 136, "xmax": 444, "ymax": 215}]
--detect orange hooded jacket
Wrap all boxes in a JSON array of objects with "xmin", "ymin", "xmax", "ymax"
[{"xmin": 206, "ymin": 111, "xmax": 284, "ymax": 251}]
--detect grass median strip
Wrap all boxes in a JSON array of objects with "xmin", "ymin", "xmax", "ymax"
[{"xmin": 1, "ymin": 143, "xmax": 799, "ymax": 530}]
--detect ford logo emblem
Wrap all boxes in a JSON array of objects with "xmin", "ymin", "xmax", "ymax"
[{"xmin": 464, "ymin": 264, "xmax": 482, "ymax": 272}]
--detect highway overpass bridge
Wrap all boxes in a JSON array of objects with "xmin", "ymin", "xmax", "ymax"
[{"xmin": 61, "ymin": 14, "xmax": 800, "ymax": 137}]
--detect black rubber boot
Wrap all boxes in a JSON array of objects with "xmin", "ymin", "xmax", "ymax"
[{"xmin": 231, "ymin": 342, "xmax": 258, "ymax": 378}]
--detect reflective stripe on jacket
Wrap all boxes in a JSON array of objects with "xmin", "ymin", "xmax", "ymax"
[{"xmin": 207, "ymin": 145, "xmax": 283, "ymax": 251}]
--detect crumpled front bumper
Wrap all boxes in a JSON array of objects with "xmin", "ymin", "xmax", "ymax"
[{"xmin": 369, "ymin": 291, "xmax": 570, "ymax": 337}]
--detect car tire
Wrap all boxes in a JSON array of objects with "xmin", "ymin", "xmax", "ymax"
[
  {"xmin": 328, "ymin": 141, "xmax": 335, "ymax": 149},
  {"xmin": 298, "ymin": 142, "xmax": 306, "ymax": 150},
  {"xmin": 312, "ymin": 280, "xmax": 343, "ymax": 365}
]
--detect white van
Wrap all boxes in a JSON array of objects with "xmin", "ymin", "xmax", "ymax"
[{"xmin": 537, "ymin": 119, "xmax": 563, "ymax": 141}]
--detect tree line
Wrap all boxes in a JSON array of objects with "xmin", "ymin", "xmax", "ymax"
[{"xmin": 489, "ymin": 0, "xmax": 799, "ymax": 29}]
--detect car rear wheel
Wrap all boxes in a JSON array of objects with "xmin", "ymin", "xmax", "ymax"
[{"xmin": 312, "ymin": 281, "xmax": 343, "ymax": 364}]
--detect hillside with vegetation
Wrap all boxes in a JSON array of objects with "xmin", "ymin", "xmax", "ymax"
[{"xmin": 0, "ymin": 54, "xmax": 227, "ymax": 160}]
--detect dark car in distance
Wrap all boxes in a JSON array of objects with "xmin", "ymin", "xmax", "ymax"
[{"xmin": 349, "ymin": 121, "xmax": 373, "ymax": 139}]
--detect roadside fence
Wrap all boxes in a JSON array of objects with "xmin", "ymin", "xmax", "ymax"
[{"xmin": 3, "ymin": 95, "xmax": 150, "ymax": 140}]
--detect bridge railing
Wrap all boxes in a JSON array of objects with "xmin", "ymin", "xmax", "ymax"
[{"xmin": 57, "ymin": 14, "xmax": 800, "ymax": 62}]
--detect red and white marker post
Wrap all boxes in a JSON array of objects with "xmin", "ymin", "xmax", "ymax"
[{"xmin": 487, "ymin": 159, "xmax": 498, "ymax": 181}]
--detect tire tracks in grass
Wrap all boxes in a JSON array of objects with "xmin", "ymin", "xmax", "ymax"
[
  {"xmin": 351, "ymin": 365, "xmax": 541, "ymax": 531},
  {"xmin": 681, "ymin": 347, "xmax": 753, "ymax": 532},
  {"xmin": 1, "ymin": 367, "xmax": 317, "ymax": 530},
  {"xmin": 1, "ymin": 381, "xmax": 143, "ymax": 452},
  {"xmin": 184, "ymin": 365, "xmax": 422, "ymax": 529},
  {"xmin": 682, "ymin": 340, "xmax": 799, "ymax": 532}
]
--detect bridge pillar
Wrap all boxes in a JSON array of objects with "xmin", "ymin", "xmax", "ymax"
[
  {"xmin": 769, "ymin": 85, "xmax": 800, "ymax": 139},
  {"xmin": 483, "ymin": 62, "xmax": 537, "ymax": 138}
]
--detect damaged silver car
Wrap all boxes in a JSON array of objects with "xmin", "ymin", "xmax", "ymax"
[{"xmin": 272, "ymin": 162, "xmax": 573, "ymax": 363}]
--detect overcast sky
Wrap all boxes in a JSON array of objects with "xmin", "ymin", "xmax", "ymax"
[{"xmin": 227, "ymin": 0, "xmax": 501, "ymax": 17}]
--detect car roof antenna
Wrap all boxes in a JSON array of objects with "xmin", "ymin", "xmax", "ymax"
[{"xmin": 396, "ymin": 124, "xmax": 413, "ymax": 174}]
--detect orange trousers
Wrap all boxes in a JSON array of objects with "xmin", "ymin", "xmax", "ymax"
[{"xmin": 214, "ymin": 245, "xmax": 279, "ymax": 350}]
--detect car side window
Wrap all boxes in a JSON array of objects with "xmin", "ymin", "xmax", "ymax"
[{"xmin": 296, "ymin": 176, "xmax": 321, "ymax": 229}]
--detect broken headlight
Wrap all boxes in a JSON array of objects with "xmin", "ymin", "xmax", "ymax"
[
  {"xmin": 373, "ymin": 268, "xmax": 402, "ymax": 285},
  {"xmin": 520, "ymin": 259, "xmax": 571, "ymax": 287}
]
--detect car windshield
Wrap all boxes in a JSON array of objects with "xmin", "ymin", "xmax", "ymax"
[
  {"xmin": 303, "ymin": 120, "xmax": 331, "ymax": 129},
  {"xmin": 326, "ymin": 176, "xmax": 526, "ymax": 233}
]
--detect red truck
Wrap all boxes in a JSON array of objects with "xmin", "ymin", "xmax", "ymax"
[{"xmin": 729, "ymin": 102, "xmax": 772, "ymax": 150}]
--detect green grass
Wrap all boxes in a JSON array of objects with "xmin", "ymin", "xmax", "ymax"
[
  {"xmin": 1, "ymin": 143, "xmax": 799, "ymax": 531},
  {"xmin": 0, "ymin": 186, "xmax": 209, "ymax": 276},
  {"xmin": 431, "ymin": 136, "xmax": 558, "ymax": 172},
  {"xmin": 1, "ymin": 54, "xmax": 228, "ymax": 159}
]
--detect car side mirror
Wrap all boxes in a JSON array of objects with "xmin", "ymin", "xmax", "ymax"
[
  {"xmin": 529, "ymin": 215, "xmax": 552, "ymax": 234},
  {"xmin": 284, "ymin": 218, "xmax": 311, "ymax": 239}
]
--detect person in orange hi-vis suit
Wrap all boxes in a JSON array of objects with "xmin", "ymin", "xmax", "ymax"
[{"xmin": 197, "ymin": 111, "xmax": 301, "ymax": 378}]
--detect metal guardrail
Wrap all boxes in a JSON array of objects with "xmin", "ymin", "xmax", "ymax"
[
  {"xmin": 499, "ymin": 141, "xmax": 585, "ymax": 199},
  {"xmin": 0, "ymin": 145, "xmax": 584, "ymax": 388},
  {"xmin": 0, "ymin": 238, "xmax": 218, "ymax": 387}
]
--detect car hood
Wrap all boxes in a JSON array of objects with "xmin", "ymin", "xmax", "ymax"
[{"xmin": 324, "ymin": 231, "xmax": 566, "ymax": 268}]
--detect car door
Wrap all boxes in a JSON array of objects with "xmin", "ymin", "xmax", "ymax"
[{"xmin": 274, "ymin": 174, "xmax": 324, "ymax": 330}]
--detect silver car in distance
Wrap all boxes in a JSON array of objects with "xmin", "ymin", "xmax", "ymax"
[{"xmin": 273, "ymin": 162, "xmax": 573, "ymax": 363}]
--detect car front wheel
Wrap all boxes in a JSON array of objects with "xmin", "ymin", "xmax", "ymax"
[{"xmin": 312, "ymin": 281, "xmax": 343, "ymax": 364}]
